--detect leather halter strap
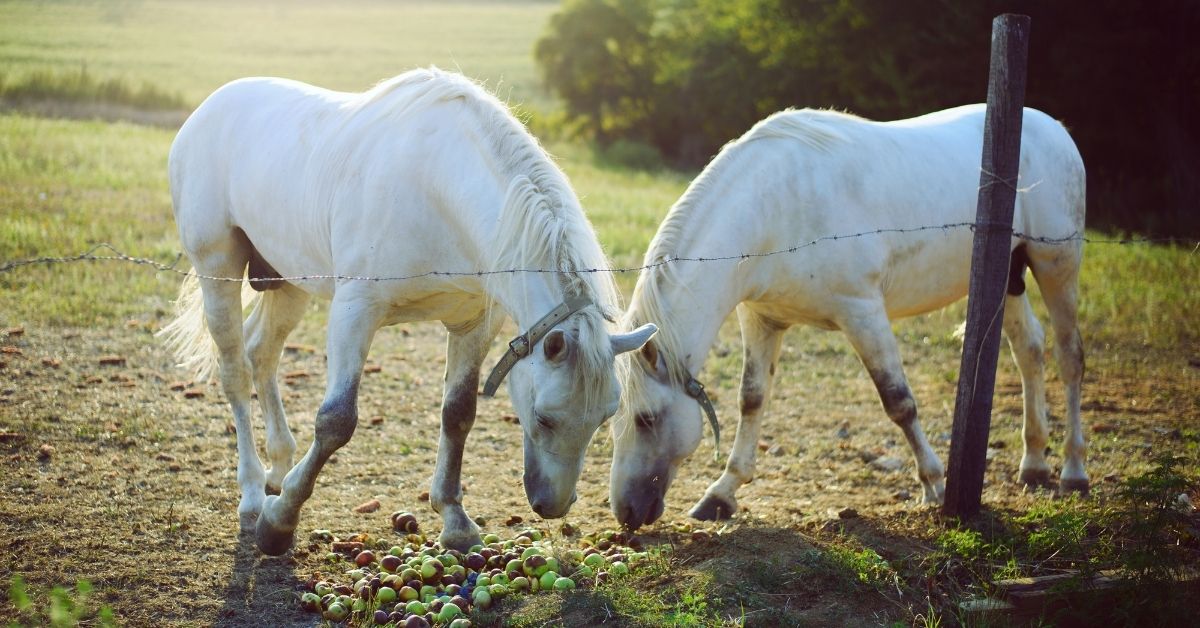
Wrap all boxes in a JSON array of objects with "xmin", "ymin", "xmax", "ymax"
[
  {"xmin": 684, "ymin": 376, "xmax": 721, "ymax": 458},
  {"xmin": 481, "ymin": 293, "xmax": 594, "ymax": 397}
]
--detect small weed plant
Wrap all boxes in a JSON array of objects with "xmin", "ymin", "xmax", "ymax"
[{"xmin": 6, "ymin": 576, "xmax": 115, "ymax": 628}]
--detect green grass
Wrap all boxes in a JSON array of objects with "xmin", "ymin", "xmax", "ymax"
[
  {"xmin": 0, "ymin": 65, "xmax": 188, "ymax": 111},
  {"xmin": 0, "ymin": 0, "xmax": 559, "ymax": 110}
]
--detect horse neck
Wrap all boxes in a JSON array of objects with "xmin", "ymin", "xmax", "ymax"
[
  {"xmin": 632, "ymin": 170, "xmax": 768, "ymax": 379},
  {"xmin": 472, "ymin": 153, "xmax": 611, "ymax": 331},
  {"xmin": 631, "ymin": 256, "xmax": 747, "ymax": 380}
]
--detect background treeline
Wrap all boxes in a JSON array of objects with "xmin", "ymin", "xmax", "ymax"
[{"xmin": 534, "ymin": 0, "xmax": 1200, "ymax": 236}]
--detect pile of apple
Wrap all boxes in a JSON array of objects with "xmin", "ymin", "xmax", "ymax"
[{"xmin": 298, "ymin": 511, "xmax": 650, "ymax": 626}]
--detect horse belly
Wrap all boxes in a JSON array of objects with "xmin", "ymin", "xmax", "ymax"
[{"xmin": 880, "ymin": 237, "xmax": 973, "ymax": 320}]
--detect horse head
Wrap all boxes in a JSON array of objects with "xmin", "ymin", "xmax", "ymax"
[
  {"xmin": 609, "ymin": 336, "xmax": 709, "ymax": 529},
  {"xmin": 495, "ymin": 307, "xmax": 657, "ymax": 519}
]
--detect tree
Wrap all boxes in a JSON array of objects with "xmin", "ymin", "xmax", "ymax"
[{"xmin": 535, "ymin": 0, "xmax": 1200, "ymax": 235}]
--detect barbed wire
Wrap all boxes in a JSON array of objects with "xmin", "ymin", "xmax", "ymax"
[{"xmin": 0, "ymin": 222, "xmax": 1195, "ymax": 283}]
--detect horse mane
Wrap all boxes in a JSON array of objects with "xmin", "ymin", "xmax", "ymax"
[
  {"xmin": 623, "ymin": 108, "xmax": 853, "ymax": 389},
  {"xmin": 352, "ymin": 68, "xmax": 622, "ymax": 399}
]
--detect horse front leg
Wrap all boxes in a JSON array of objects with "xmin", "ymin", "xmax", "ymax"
[
  {"xmin": 841, "ymin": 304, "xmax": 945, "ymax": 504},
  {"xmin": 430, "ymin": 317, "xmax": 498, "ymax": 551},
  {"xmin": 255, "ymin": 290, "xmax": 381, "ymax": 555},
  {"xmin": 691, "ymin": 306, "xmax": 786, "ymax": 521}
]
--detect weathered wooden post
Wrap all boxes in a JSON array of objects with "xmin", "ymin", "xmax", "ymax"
[{"xmin": 943, "ymin": 14, "xmax": 1031, "ymax": 519}]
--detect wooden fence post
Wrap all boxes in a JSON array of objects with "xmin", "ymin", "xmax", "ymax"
[{"xmin": 943, "ymin": 14, "xmax": 1032, "ymax": 519}]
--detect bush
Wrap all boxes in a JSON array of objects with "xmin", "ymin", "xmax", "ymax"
[{"xmin": 534, "ymin": 0, "xmax": 1200, "ymax": 235}]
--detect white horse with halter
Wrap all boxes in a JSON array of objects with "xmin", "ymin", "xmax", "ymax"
[
  {"xmin": 161, "ymin": 68, "xmax": 656, "ymax": 553},
  {"xmin": 611, "ymin": 104, "xmax": 1087, "ymax": 529}
]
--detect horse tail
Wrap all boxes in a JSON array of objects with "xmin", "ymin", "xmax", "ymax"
[
  {"xmin": 158, "ymin": 273, "xmax": 218, "ymax": 382},
  {"xmin": 157, "ymin": 273, "xmax": 259, "ymax": 382}
]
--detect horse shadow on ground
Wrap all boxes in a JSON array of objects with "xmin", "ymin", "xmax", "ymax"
[{"xmin": 215, "ymin": 529, "xmax": 315, "ymax": 628}]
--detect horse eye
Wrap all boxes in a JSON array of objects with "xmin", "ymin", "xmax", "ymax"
[{"xmin": 634, "ymin": 411, "xmax": 657, "ymax": 430}]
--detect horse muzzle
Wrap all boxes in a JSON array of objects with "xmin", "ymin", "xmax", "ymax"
[
  {"xmin": 523, "ymin": 460, "xmax": 579, "ymax": 519},
  {"xmin": 613, "ymin": 471, "xmax": 669, "ymax": 530}
]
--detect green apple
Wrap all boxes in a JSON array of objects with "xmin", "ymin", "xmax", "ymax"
[
  {"xmin": 420, "ymin": 558, "xmax": 444, "ymax": 581},
  {"xmin": 489, "ymin": 583, "xmax": 510, "ymax": 598},
  {"xmin": 610, "ymin": 561, "xmax": 630, "ymax": 576},
  {"xmin": 437, "ymin": 602, "xmax": 462, "ymax": 623},
  {"xmin": 482, "ymin": 533, "xmax": 500, "ymax": 544},
  {"xmin": 553, "ymin": 577, "xmax": 576, "ymax": 591},
  {"xmin": 509, "ymin": 576, "xmax": 530, "ymax": 592},
  {"xmin": 322, "ymin": 602, "xmax": 349, "ymax": 622},
  {"xmin": 472, "ymin": 587, "xmax": 493, "ymax": 609},
  {"xmin": 299, "ymin": 591, "xmax": 321, "ymax": 612},
  {"xmin": 520, "ymin": 546, "xmax": 544, "ymax": 560},
  {"xmin": 375, "ymin": 585, "xmax": 397, "ymax": 604},
  {"xmin": 449, "ymin": 618, "xmax": 472, "ymax": 628},
  {"xmin": 538, "ymin": 571, "xmax": 559, "ymax": 591},
  {"xmin": 520, "ymin": 555, "xmax": 544, "ymax": 577},
  {"xmin": 314, "ymin": 581, "xmax": 333, "ymax": 597},
  {"xmin": 398, "ymin": 585, "xmax": 418, "ymax": 602},
  {"xmin": 475, "ymin": 575, "xmax": 491, "ymax": 588},
  {"xmin": 405, "ymin": 600, "xmax": 426, "ymax": 616}
]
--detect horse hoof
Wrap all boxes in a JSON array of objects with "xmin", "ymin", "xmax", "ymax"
[
  {"xmin": 689, "ymin": 495, "xmax": 736, "ymax": 521},
  {"xmin": 439, "ymin": 529, "xmax": 482, "ymax": 553},
  {"xmin": 255, "ymin": 516, "xmax": 295, "ymax": 556},
  {"xmin": 1059, "ymin": 478, "xmax": 1090, "ymax": 496},
  {"xmin": 1019, "ymin": 468, "xmax": 1053, "ymax": 489}
]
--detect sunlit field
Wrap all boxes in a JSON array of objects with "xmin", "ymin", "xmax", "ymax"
[{"xmin": 0, "ymin": 0, "xmax": 557, "ymax": 109}]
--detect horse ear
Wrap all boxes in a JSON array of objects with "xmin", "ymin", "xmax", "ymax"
[
  {"xmin": 611, "ymin": 323, "xmax": 657, "ymax": 356},
  {"xmin": 640, "ymin": 336, "xmax": 660, "ymax": 370},
  {"xmin": 544, "ymin": 329, "xmax": 568, "ymax": 363}
]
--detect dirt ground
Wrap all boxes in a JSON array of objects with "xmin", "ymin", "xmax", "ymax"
[{"xmin": 1, "ymin": 302, "xmax": 1197, "ymax": 626}]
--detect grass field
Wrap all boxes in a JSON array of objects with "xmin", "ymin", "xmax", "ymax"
[
  {"xmin": 2, "ymin": 2, "xmax": 1198, "ymax": 627},
  {"xmin": 0, "ymin": 0, "xmax": 558, "ymax": 110}
]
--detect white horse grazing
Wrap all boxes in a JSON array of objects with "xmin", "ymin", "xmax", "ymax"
[
  {"xmin": 610, "ymin": 105, "xmax": 1087, "ymax": 529},
  {"xmin": 160, "ymin": 68, "xmax": 656, "ymax": 554}
]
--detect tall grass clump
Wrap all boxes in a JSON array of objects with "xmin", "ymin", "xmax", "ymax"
[{"xmin": 0, "ymin": 65, "xmax": 188, "ymax": 111}]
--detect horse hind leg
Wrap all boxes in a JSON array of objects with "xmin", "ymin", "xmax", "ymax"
[
  {"xmin": 1002, "ymin": 282, "xmax": 1053, "ymax": 488},
  {"xmin": 256, "ymin": 284, "xmax": 383, "ymax": 555},
  {"xmin": 841, "ymin": 305, "xmax": 945, "ymax": 504},
  {"xmin": 691, "ymin": 305, "xmax": 785, "ymax": 521},
  {"xmin": 244, "ymin": 282, "xmax": 310, "ymax": 495},
  {"xmin": 1029, "ymin": 244, "xmax": 1088, "ymax": 495},
  {"xmin": 191, "ymin": 241, "xmax": 268, "ymax": 529}
]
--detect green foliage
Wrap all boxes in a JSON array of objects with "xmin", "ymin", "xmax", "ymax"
[
  {"xmin": 0, "ymin": 65, "xmax": 187, "ymax": 111},
  {"xmin": 5, "ymin": 576, "xmax": 115, "ymax": 628},
  {"xmin": 535, "ymin": 0, "xmax": 1200, "ymax": 235},
  {"xmin": 1107, "ymin": 454, "xmax": 1197, "ymax": 579},
  {"xmin": 824, "ymin": 546, "xmax": 895, "ymax": 587},
  {"xmin": 1014, "ymin": 497, "xmax": 1091, "ymax": 559},
  {"xmin": 935, "ymin": 528, "xmax": 992, "ymax": 562}
]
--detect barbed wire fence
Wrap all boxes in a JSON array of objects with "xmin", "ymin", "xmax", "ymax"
[{"xmin": 1, "ymin": 222, "xmax": 1196, "ymax": 284}]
